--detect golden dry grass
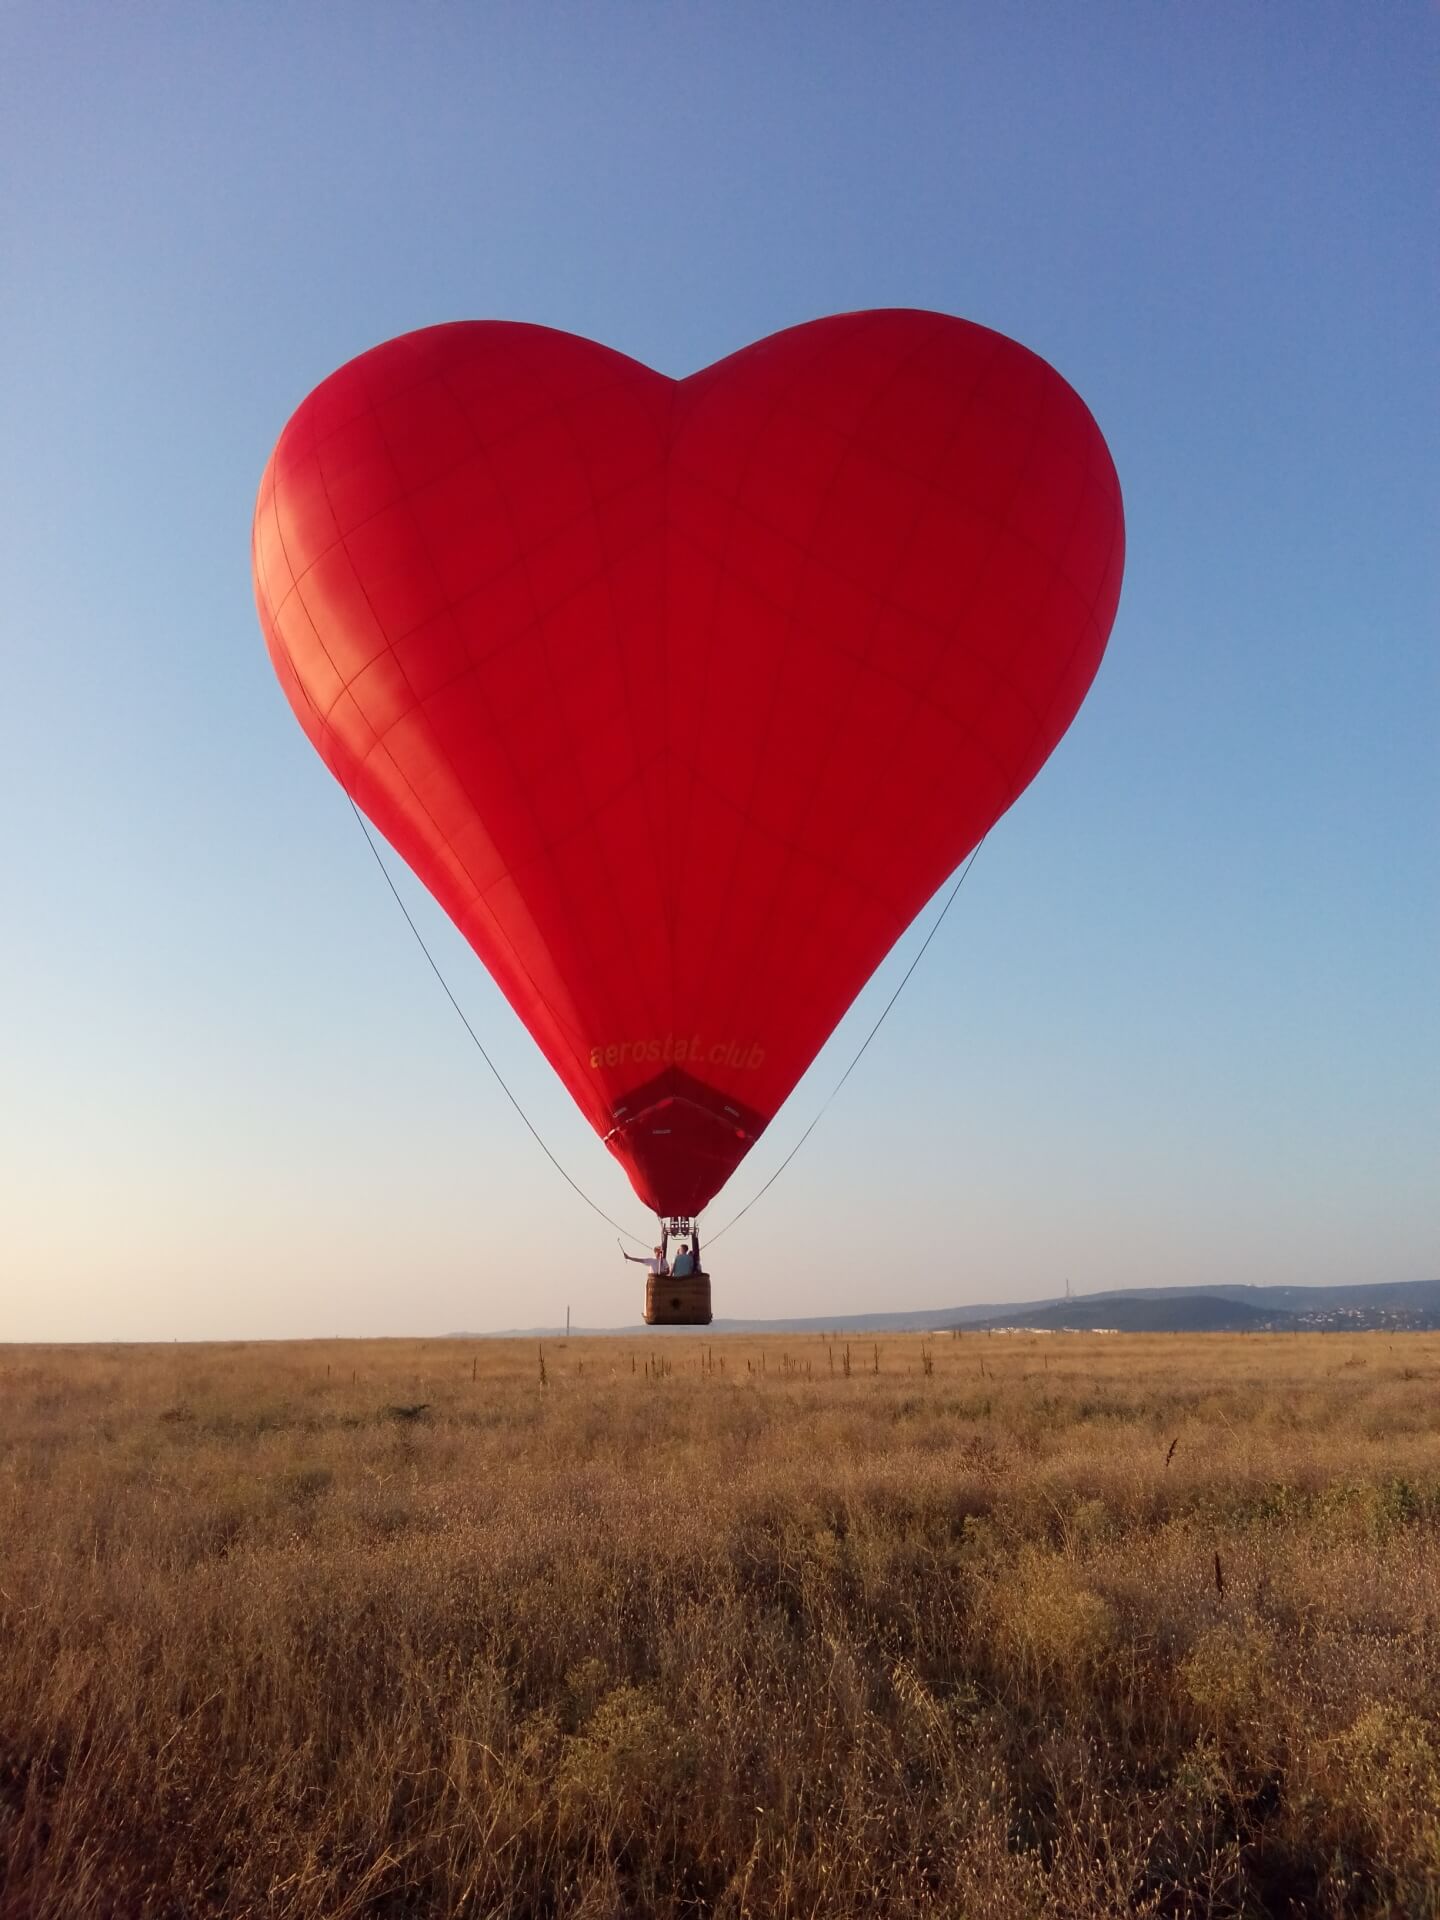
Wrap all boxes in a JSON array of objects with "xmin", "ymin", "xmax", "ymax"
[{"xmin": 2, "ymin": 1329, "xmax": 1439, "ymax": 1918}]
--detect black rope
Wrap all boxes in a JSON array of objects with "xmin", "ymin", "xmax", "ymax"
[
  {"xmin": 705, "ymin": 834, "xmax": 989, "ymax": 1246},
  {"xmin": 344, "ymin": 796, "xmax": 650, "ymax": 1247}
]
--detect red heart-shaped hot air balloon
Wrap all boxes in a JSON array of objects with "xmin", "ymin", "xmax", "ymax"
[{"xmin": 253, "ymin": 312, "xmax": 1123, "ymax": 1221}]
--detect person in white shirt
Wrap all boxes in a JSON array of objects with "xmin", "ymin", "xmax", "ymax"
[{"xmin": 622, "ymin": 1244, "xmax": 669, "ymax": 1277}]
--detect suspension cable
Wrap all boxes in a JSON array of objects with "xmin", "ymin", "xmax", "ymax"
[
  {"xmin": 344, "ymin": 796, "xmax": 651, "ymax": 1246},
  {"xmin": 704, "ymin": 835, "xmax": 989, "ymax": 1246}
]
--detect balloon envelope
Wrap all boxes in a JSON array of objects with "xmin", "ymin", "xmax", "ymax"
[{"xmin": 253, "ymin": 312, "xmax": 1123, "ymax": 1216}]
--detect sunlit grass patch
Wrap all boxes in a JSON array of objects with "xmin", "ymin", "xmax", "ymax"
[{"xmin": 1, "ymin": 1330, "xmax": 1438, "ymax": 1916}]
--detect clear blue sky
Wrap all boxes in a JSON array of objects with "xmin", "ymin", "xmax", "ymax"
[{"xmin": 2, "ymin": 3, "xmax": 1434, "ymax": 1339}]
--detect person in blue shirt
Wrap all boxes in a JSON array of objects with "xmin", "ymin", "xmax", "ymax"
[{"xmin": 671, "ymin": 1242, "xmax": 696, "ymax": 1278}]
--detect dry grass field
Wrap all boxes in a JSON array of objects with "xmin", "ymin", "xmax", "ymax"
[{"xmin": 2, "ymin": 1329, "xmax": 1438, "ymax": 1919}]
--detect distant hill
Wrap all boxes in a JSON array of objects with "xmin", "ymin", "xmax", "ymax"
[
  {"xmin": 459, "ymin": 1276, "xmax": 1440, "ymax": 1339},
  {"xmin": 970, "ymin": 1295, "xmax": 1286, "ymax": 1334},
  {"xmin": 966, "ymin": 1278, "xmax": 1440, "ymax": 1335},
  {"xmin": 1038, "ymin": 1278, "xmax": 1440, "ymax": 1316}
]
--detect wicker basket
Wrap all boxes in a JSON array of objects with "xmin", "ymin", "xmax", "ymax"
[{"xmin": 644, "ymin": 1271, "xmax": 713, "ymax": 1326}]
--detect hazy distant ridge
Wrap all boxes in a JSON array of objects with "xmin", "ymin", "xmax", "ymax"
[{"xmin": 463, "ymin": 1276, "xmax": 1440, "ymax": 1339}]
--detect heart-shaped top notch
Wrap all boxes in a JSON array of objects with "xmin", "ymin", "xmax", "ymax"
[{"xmin": 253, "ymin": 311, "xmax": 1123, "ymax": 1216}]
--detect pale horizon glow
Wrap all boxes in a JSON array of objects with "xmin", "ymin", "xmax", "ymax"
[{"xmin": 1, "ymin": 3, "xmax": 1435, "ymax": 1339}]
